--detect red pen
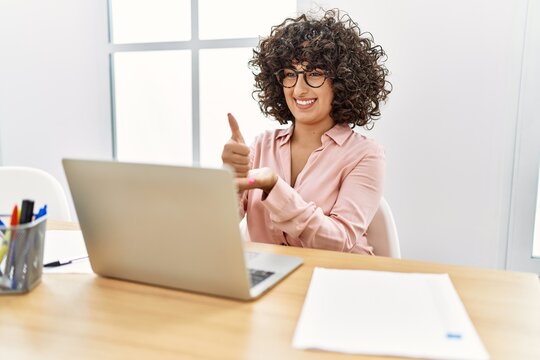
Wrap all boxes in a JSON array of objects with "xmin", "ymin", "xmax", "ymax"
[{"xmin": 10, "ymin": 205, "xmax": 20, "ymax": 226}]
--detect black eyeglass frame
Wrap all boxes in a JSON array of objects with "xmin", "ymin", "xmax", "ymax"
[{"xmin": 274, "ymin": 69, "xmax": 330, "ymax": 88}]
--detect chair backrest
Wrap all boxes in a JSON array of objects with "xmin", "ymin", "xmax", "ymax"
[
  {"xmin": 0, "ymin": 166, "xmax": 71, "ymax": 221},
  {"xmin": 366, "ymin": 197, "xmax": 401, "ymax": 258}
]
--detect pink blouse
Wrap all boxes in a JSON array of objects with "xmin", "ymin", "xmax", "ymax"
[{"xmin": 239, "ymin": 123, "xmax": 385, "ymax": 254}]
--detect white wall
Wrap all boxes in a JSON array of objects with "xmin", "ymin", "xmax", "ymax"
[
  {"xmin": 309, "ymin": 0, "xmax": 530, "ymax": 268},
  {"xmin": 0, "ymin": 0, "xmax": 112, "ymax": 217},
  {"xmin": 1, "ymin": 0, "xmax": 537, "ymax": 269}
]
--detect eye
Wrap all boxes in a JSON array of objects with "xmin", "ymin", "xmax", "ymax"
[
  {"xmin": 308, "ymin": 71, "xmax": 325, "ymax": 78},
  {"xmin": 283, "ymin": 69, "xmax": 297, "ymax": 78}
]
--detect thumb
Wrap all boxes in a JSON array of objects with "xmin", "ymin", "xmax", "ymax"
[{"xmin": 228, "ymin": 113, "xmax": 245, "ymax": 144}]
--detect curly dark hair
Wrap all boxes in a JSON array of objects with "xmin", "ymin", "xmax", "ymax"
[{"xmin": 249, "ymin": 8, "xmax": 392, "ymax": 129}]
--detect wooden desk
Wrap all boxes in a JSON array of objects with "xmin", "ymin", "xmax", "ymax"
[{"xmin": 1, "ymin": 222, "xmax": 539, "ymax": 359}]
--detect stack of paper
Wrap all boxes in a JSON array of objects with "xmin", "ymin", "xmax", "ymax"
[{"xmin": 293, "ymin": 268, "xmax": 489, "ymax": 360}]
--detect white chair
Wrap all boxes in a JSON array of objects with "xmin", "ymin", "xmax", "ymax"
[
  {"xmin": 0, "ymin": 166, "xmax": 71, "ymax": 221},
  {"xmin": 366, "ymin": 197, "xmax": 401, "ymax": 258},
  {"xmin": 239, "ymin": 216, "xmax": 249, "ymax": 241}
]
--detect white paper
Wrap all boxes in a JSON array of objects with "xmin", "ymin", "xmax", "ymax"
[
  {"xmin": 42, "ymin": 230, "xmax": 93, "ymax": 274},
  {"xmin": 293, "ymin": 268, "xmax": 490, "ymax": 360}
]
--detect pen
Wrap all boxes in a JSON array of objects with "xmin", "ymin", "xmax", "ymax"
[
  {"xmin": 12, "ymin": 205, "xmax": 20, "ymax": 226},
  {"xmin": 0, "ymin": 218, "xmax": 6, "ymax": 276},
  {"xmin": 0, "ymin": 206, "xmax": 19, "ymax": 263},
  {"xmin": 0, "ymin": 230, "xmax": 7, "ymax": 263},
  {"xmin": 1, "ymin": 205, "xmax": 19, "ymax": 286},
  {"xmin": 10, "ymin": 205, "xmax": 19, "ymax": 226},
  {"xmin": 13, "ymin": 200, "xmax": 36, "ymax": 288},
  {"xmin": 43, "ymin": 256, "xmax": 88, "ymax": 268}
]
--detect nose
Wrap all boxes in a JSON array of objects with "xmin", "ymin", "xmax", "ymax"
[{"xmin": 293, "ymin": 73, "xmax": 309, "ymax": 95}]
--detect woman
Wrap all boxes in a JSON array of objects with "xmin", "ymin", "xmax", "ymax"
[{"xmin": 222, "ymin": 9, "xmax": 391, "ymax": 254}]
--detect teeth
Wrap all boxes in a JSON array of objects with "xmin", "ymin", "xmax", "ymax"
[{"xmin": 296, "ymin": 99, "xmax": 315, "ymax": 105}]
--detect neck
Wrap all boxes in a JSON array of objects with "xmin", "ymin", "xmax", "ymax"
[{"xmin": 291, "ymin": 120, "xmax": 335, "ymax": 146}]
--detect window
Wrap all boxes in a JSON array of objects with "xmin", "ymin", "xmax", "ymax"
[
  {"xmin": 110, "ymin": 0, "xmax": 191, "ymax": 44},
  {"xmin": 113, "ymin": 50, "xmax": 192, "ymax": 164},
  {"xmin": 108, "ymin": 0, "xmax": 297, "ymax": 166}
]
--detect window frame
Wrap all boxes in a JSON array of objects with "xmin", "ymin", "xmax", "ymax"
[{"xmin": 107, "ymin": 0, "xmax": 263, "ymax": 164}]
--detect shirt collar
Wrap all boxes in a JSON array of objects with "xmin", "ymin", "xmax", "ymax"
[
  {"xmin": 276, "ymin": 126, "xmax": 294, "ymax": 145},
  {"xmin": 323, "ymin": 123, "xmax": 353, "ymax": 146},
  {"xmin": 276, "ymin": 123, "xmax": 353, "ymax": 146}
]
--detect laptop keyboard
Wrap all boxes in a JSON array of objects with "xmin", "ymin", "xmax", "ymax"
[
  {"xmin": 249, "ymin": 269, "xmax": 274, "ymax": 287},
  {"xmin": 245, "ymin": 252, "xmax": 274, "ymax": 287}
]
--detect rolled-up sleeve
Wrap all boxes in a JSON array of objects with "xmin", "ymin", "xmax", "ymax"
[{"xmin": 261, "ymin": 146, "xmax": 385, "ymax": 253}]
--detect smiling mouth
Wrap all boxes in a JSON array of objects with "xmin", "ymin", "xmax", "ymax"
[{"xmin": 296, "ymin": 98, "xmax": 316, "ymax": 106}]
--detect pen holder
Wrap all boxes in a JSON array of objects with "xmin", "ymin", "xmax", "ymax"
[{"xmin": 0, "ymin": 216, "xmax": 47, "ymax": 294}]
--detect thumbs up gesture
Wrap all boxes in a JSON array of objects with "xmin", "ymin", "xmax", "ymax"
[{"xmin": 222, "ymin": 113, "xmax": 250, "ymax": 178}]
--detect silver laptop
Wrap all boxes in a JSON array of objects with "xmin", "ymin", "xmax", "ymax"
[{"xmin": 62, "ymin": 158, "xmax": 303, "ymax": 300}]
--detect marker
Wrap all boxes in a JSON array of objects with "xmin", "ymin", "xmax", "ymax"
[
  {"xmin": 19, "ymin": 199, "xmax": 35, "ymax": 224},
  {"xmin": 12, "ymin": 200, "xmax": 37, "ymax": 289}
]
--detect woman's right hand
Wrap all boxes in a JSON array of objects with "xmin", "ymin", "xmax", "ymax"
[{"xmin": 221, "ymin": 113, "xmax": 250, "ymax": 178}]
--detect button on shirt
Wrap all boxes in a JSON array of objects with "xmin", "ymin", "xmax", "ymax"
[{"xmin": 239, "ymin": 123, "xmax": 385, "ymax": 254}]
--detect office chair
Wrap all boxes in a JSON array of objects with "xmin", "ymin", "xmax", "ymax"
[
  {"xmin": 366, "ymin": 197, "xmax": 401, "ymax": 258},
  {"xmin": 0, "ymin": 166, "xmax": 71, "ymax": 221},
  {"xmin": 240, "ymin": 217, "xmax": 249, "ymax": 241}
]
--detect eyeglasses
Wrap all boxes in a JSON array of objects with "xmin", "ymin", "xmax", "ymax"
[{"xmin": 274, "ymin": 68, "xmax": 329, "ymax": 88}]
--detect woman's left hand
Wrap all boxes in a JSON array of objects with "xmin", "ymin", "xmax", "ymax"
[{"xmin": 235, "ymin": 167, "xmax": 278, "ymax": 194}]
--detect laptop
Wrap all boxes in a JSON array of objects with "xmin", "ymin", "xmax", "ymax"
[{"xmin": 62, "ymin": 158, "xmax": 303, "ymax": 300}]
